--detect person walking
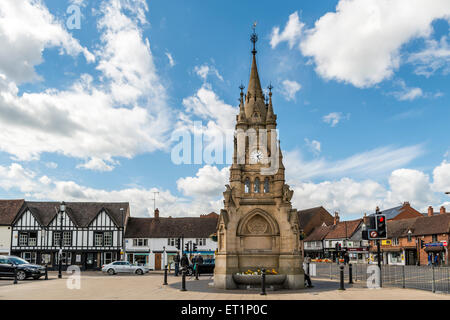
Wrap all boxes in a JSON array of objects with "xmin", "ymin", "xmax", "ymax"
[
  {"xmin": 174, "ymin": 252, "xmax": 180, "ymax": 276},
  {"xmin": 180, "ymin": 253, "xmax": 189, "ymax": 273}
]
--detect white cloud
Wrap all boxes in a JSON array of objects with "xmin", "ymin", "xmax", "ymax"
[
  {"xmin": 408, "ymin": 36, "xmax": 450, "ymax": 77},
  {"xmin": 432, "ymin": 161, "xmax": 450, "ymax": 192},
  {"xmin": 76, "ymin": 157, "xmax": 117, "ymax": 172},
  {"xmin": 304, "ymin": 138, "xmax": 321, "ymax": 155},
  {"xmin": 0, "ymin": 0, "xmax": 172, "ymax": 168},
  {"xmin": 0, "ymin": 0, "xmax": 94, "ymax": 84},
  {"xmin": 270, "ymin": 11, "xmax": 304, "ymax": 49},
  {"xmin": 279, "ymin": 80, "xmax": 301, "ymax": 101},
  {"xmin": 295, "ymin": 0, "xmax": 450, "ymax": 87},
  {"xmin": 194, "ymin": 64, "xmax": 223, "ymax": 82},
  {"xmin": 391, "ymin": 79, "xmax": 423, "ymax": 101},
  {"xmin": 284, "ymin": 144, "xmax": 424, "ymax": 181},
  {"xmin": 166, "ymin": 51, "xmax": 175, "ymax": 67},
  {"xmin": 45, "ymin": 162, "xmax": 58, "ymax": 169},
  {"xmin": 177, "ymin": 165, "xmax": 228, "ymax": 198},
  {"xmin": 322, "ymin": 112, "xmax": 349, "ymax": 127},
  {"xmin": 386, "ymin": 168, "xmax": 435, "ymax": 205}
]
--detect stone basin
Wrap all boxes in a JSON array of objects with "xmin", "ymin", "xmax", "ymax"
[{"xmin": 232, "ymin": 274, "xmax": 287, "ymax": 286}]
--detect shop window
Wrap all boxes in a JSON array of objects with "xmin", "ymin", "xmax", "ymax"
[
  {"xmin": 41, "ymin": 254, "xmax": 51, "ymax": 265},
  {"xmin": 104, "ymin": 252, "xmax": 113, "ymax": 265}
]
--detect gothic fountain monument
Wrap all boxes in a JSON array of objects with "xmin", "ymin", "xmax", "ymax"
[{"xmin": 214, "ymin": 28, "xmax": 304, "ymax": 290}]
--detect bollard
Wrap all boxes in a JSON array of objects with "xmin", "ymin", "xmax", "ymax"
[
  {"xmin": 163, "ymin": 265, "xmax": 168, "ymax": 285},
  {"xmin": 349, "ymin": 263, "xmax": 353, "ymax": 284},
  {"xmin": 260, "ymin": 268, "xmax": 266, "ymax": 295},
  {"xmin": 338, "ymin": 265, "xmax": 345, "ymax": 290},
  {"xmin": 402, "ymin": 265, "xmax": 405, "ymax": 289},
  {"xmin": 45, "ymin": 264, "xmax": 48, "ymax": 280},
  {"xmin": 13, "ymin": 266, "xmax": 18, "ymax": 284},
  {"xmin": 330, "ymin": 262, "xmax": 332, "ymax": 280},
  {"xmin": 180, "ymin": 268, "xmax": 187, "ymax": 291},
  {"xmin": 431, "ymin": 265, "xmax": 435, "ymax": 293}
]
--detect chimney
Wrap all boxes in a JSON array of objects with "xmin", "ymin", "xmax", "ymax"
[
  {"xmin": 334, "ymin": 212, "xmax": 340, "ymax": 225},
  {"xmin": 427, "ymin": 206, "xmax": 433, "ymax": 217},
  {"xmin": 375, "ymin": 206, "xmax": 380, "ymax": 214},
  {"xmin": 363, "ymin": 213, "xmax": 369, "ymax": 226},
  {"xmin": 440, "ymin": 206, "xmax": 446, "ymax": 214},
  {"xmin": 154, "ymin": 208, "xmax": 160, "ymax": 219},
  {"xmin": 403, "ymin": 201, "xmax": 410, "ymax": 207}
]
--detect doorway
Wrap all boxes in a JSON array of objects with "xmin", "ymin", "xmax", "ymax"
[{"xmin": 155, "ymin": 253, "xmax": 161, "ymax": 270}]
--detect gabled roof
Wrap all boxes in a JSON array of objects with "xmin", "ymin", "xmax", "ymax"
[
  {"xmin": 15, "ymin": 201, "xmax": 130, "ymax": 228},
  {"xmin": 125, "ymin": 215, "xmax": 218, "ymax": 239},
  {"xmin": 297, "ymin": 206, "xmax": 334, "ymax": 235},
  {"xmin": 386, "ymin": 212, "xmax": 450, "ymax": 237},
  {"xmin": 369, "ymin": 205, "xmax": 402, "ymax": 220},
  {"xmin": 324, "ymin": 219, "xmax": 362, "ymax": 240},
  {"xmin": 0, "ymin": 199, "xmax": 25, "ymax": 225},
  {"xmin": 304, "ymin": 225, "xmax": 332, "ymax": 242}
]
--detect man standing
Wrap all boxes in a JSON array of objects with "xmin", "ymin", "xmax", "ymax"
[
  {"xmin": 180, "ymin": 253, "xmax": 189, "ymax": 272},
  {"xmin": 174, "ymin": 252, "xmax": 180, "ymax": 276}
]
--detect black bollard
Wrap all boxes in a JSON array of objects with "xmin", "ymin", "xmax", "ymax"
[
  {"xmin": 45, "ymin": 264, "xmax": 48, "ymax": 280},
  {"xmin": 338, "ymin": 265, "xmax": 345, "ymax": 290},
  {"xmin": 260, "ymin": 268, "xmax": 266, "ymax": 295},
  {"xmin": 349, "ymin": 263, "xmax": 353, "ymax": 284},
  {"xmin": 195, "ymin": 264, "xmax": 199, "ymax": 280},
  {"xmin": 163, "ymin": 265, "xmax": 168, "ymax": 285},
  {"xmin": 180, "ymin": 268, "xmax": 187, "ymax": 291},
  {"xmin": 13, "ymin": 266, "xmax": 18, "ymax": 284}
]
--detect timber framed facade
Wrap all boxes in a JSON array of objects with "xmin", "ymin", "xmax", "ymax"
[{"xmin": 10, "ymin": 201, "xmax": 130, "ymax": 270}]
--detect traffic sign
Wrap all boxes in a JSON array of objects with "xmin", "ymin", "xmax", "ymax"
[
  {"xmin": 381, "ymin": 240, "xmax": 391, "ymax": 246},
  {"xmin": 441, "ymin": 241, "xmax": 447, "ymax": 247},
  {"xmin": 370, "ymin": 230, "xmax": 378, "ymax": 238}
]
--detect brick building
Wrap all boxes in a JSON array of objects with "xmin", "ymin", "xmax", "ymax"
[
  {"xmin": 369, "ymin": 206, "xmax": 450, "ymax": 266},
  {"xmin": 297, "ymin": 206, "xmax": 334, "ymax": 237}
]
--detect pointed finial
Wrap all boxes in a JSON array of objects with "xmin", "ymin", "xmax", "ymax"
[
  {"xmin": 268, "ymin": 83, "xmax": 273, "ymax": 94},
  {"xmin": 239, "ymin": 83, "xmax": 245, "ymax": 94},
  {"xmin": 251, "ymin": 21, "xmax": 258, "ymax": 55}
]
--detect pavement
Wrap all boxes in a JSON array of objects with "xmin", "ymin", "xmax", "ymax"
[{"xmin": 0, "ymin": 271, "xmax": 448, "ymax": 300}]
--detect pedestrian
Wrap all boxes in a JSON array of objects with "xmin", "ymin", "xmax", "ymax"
[
  {"xmin": 180, "ymin": 253, "xmax": 189, "ymax": 272},
  {"xmin": 174, "ymin": 252, "xmax": 180, "ymax": 276},
  {"xmin": 197, "ymin": 254, "xmax": 204, "ymax": 265},
  {"xmin": 428, "ymin": 254, "xmax": 432, "ymax": 266},
  {"xmin": 434, "ymin": 254, "xmax": 439, "ymax": 267}
]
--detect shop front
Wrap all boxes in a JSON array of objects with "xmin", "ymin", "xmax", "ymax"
[{"xmin": 348, "ymin": 248, "xmax": 369, "ymax": 263}]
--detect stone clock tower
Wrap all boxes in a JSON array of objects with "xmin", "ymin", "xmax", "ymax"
[{"xmin": 214, "ymin": 29, "xmax": 304, "ymax": 289}]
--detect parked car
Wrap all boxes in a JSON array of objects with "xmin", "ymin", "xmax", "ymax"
[
  {"xmin": 0, "ymin": 255, "xmax": 45, "ymax": 280},
  {"xmin": 187, "ymin": 258, "xmax": 215, "ymax": 275},
  {"xmin": 102, "ymin": 261, "xmax": 149, "ymax": 275}
]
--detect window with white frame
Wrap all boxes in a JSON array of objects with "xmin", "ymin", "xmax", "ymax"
[
  {"xmin": 53, "ymin": 232, "xmax": 61, "ymax": 246},
  {"xmin": 104, "ymin": 232, "xmax": 113, "ymax": 246},
  {"xmin": 63, "ymin": 232, "xmax": 72, "ymax": 246},
  {"xmin": 196, "ymin": 238, "xmax": 206, "ymax": 246},
  {"xmin": 19, "ymin": 233, "xmax": 28, "ymax": 246},
  {"xmin": 168, "ymin": 238, "xmax": 176, "ymax": 246},
  {"xmin": 21, "ymin": 252, "xmax": 37, "ymax": 264},
  {"xmin": 392, "ymin": 238, "xmax": 399, "ymax": 246},
  {"xmin": 133, "ymin": 238, "xmax": 147, "ymax": 247},
  {"xmin": 28, "ymin": 232, "xmax": 37, "ymax": 246},
  {"xmin": 94, "ymin": 232, "xmax": 103, "ymax": 246}
]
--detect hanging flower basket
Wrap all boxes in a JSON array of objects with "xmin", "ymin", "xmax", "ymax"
[{"xmin": 209, "ymin": 233, "xmax": 218, "ymax": 242}]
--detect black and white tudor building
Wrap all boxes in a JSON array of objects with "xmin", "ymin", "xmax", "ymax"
[{"xmin": 10, "ymin": 201, "xmax": 130, "ymax": 270}]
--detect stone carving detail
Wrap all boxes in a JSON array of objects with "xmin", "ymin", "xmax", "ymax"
[
  {"xmin": 247, "ymin": 215, "xmax": 268, "ymax": 234},
  {"xmin": 282, "ymin": 184, "xmax": 294, "ymax": 202},
  {"xmin": 223, "ymin": 185, "xmax": 238, "ymax": 208}
]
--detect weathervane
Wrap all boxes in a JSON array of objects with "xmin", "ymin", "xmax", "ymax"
[{"xmin": 251, "ymin": 21, "xmax": 258, "ymax": 54}]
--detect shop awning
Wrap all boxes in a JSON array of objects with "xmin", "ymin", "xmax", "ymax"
[{"xmin": 425, "ymin": 246, "xmax": 445, "ymax": 252}]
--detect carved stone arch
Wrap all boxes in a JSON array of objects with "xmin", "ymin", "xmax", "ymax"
[{"xmin": 236, "ymin": 209, "xmax": 280, "ymax": 237}]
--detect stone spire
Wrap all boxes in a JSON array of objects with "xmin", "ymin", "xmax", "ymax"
[
  {"xmin": 266, "ymin": 84, "xmax": 276, "ymax": 125},
  {"xmin": 237, "ymin": 84, "xmax": 246, "ymax": 124},
  {"xmin": 244, "ymin": 28, "xmax": 266, "ymax": 120}
]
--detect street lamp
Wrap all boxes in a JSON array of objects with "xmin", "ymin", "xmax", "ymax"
[
  {"xmin": 58, "ymin": 201, "xmax": 66, "ymax": 279},
  {"xmin": 120, "ymin": 207, "xmax": 124, "ymax": 261}
]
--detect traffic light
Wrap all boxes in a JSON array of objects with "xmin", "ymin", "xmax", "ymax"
[
  {"xmin": 175, "ymin": 238, "xmax": 180, "ymax": 249},
  {"xmin": 185, "ymin": 243, "xmax": 190, "ymax": 252},
  {"xmin": 420, "ymin": 240, "xmax": 425, "ymax": 248},
  {"xmin": 376, "ymin": 215, "xmax": 387, "ymax": 238},
  {"xmin": 192, "ymin": 243, "xmax": 198, "ymax": 252}
]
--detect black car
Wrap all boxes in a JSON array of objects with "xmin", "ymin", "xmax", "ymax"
[
  {"xmin": 187, "ymin": 258, "xmax": 215, "ymax": 276},
  {"xmin": 0, "ymin": 255, "xmax": 45, "ymax": 280}
]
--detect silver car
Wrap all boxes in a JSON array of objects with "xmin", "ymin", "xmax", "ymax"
[{"xmin": 102, "ymin": 261, "xmax": 149, "ymax": 275}]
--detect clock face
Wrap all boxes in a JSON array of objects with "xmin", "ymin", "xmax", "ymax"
[{"xmin": 250, "ymin": 150, "xmax": 263, "ymax": 163}]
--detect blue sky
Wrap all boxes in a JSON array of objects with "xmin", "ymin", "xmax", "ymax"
[{"xmin": 0, "ymin": 0, "xmax": 449, "ymax": 219}]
